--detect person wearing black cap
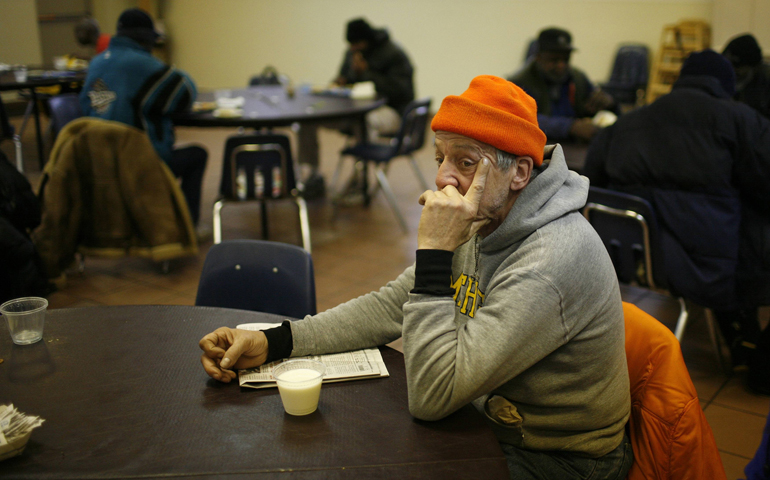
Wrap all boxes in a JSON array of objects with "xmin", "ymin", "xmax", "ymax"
[
  {"xmin": 297, "ymin": 17, "xmax": 414, "ymax": 197},
  {"xmin": 723, "ymin": 33, "xmax": 770, "ymax": 118},
  {"xmin": 584, "ymin": 49, "xmax": 770, "ymax": 395},
  {"xmin": 79, "ymin": 8, "xmax": 208, "ymax": 227},
  {"xmin": 508, "ymin": 27, "xmax": 615, "ymax": 142}
]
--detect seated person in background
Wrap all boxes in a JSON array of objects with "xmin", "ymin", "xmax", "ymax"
[
  {"xmin": 74, "ymin": 17, "xmax": 110, "ymax": 59},
  {"xmin": 508, "ymin": 27, "xmax": 615, "ymax": 143},
  {"xmin": 79, "ymin": 8, "xmax": 207, "ymax": 226},
  {"xmin": 722, "ymin": 33, "xmax": 770, "ymax": 119},
  {"xmin": 201, "ymin": 75, "xmax": 633, "ymax": 479},
  {"xmin": 298, "ymin": 17, "xmax": 414, "ymax": 194},
  {"xmin": 0, "ymin": 151, "xmax": 49, "ymax": 303},
  {"xmin": 584, "ymin": 50, "xmax": 770, "ymax": 395}
]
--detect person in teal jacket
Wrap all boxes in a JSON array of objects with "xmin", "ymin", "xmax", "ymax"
[{"xmin": 79, "ymin": 8, "xmax": 207, "ymax": 225}]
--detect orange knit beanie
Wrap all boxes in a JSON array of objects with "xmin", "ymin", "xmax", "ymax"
[{"xmin": 431, "ymin": 75, "xmax": 546, "ymax": 165}]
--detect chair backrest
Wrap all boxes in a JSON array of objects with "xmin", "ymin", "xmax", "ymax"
[
  {"xmin": 195, "ymin": 239, "xmax": 316, "ymax": 318},
  {"xmin": 219, "ymin": 133, "xmax": 298, "ymax": 200},
  {"xmin": 583, "ymin": 186, "xmax": 665, "ymax": 289},
  {"xmin": 249, "ymin": 66, "xmax": 282, "ymax": 86},
  {"xmin": 393, "ymin": 98, "xmax": 431, "ymax": 157},
  {"xmin": 47, "ymin": 93, "xmax": 83, "ymax": 140},
  {"xmin": 608, "ymin": 44, "xmax": 649, "ymax": 89},
  {"xmin": 622, "ymin": 302, "xmax": 726, "ymax": 480},
  {"xmin": 523, "ymin": 38, "xmax": 538, "ymax": 65}
]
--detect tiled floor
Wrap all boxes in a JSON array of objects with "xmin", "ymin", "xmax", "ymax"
[{"xmin": 4, "ymin": 112, "xmax": 769, "ymax": 479}]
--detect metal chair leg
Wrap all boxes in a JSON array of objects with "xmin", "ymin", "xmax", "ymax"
[
  {"xmin": 213, "ymin": 200, "xmax": 224, "ymax": 244},
  {"xmin": 329, "ymin": 153, "xmax": 349, "ymax": 198},
  {"xmin": 259, "ymin": 201, "xmax": 270, "ymax": 240},
  {"xmin": 295, "ymin": 197, "xmax": 312, "ymax": 254},
  {"xmin": 375, "ymin": 167, "xmax": 408, "ymax": 233},
  {"xmin": 673, "ymin": 297, "xmax": 689, "ymax": 341},
  {"xmin": 161, "ymin": 260, "xmax": 170, "ymax": 274},
  {"xmin": 704, "ymin": 308, "xmax": 730, "ymax": 373},
  {"xmin": 409, "ymin": 154, "xmax": 431, "ymax": 191}
]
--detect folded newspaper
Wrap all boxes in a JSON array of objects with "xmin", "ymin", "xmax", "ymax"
[
  {"xmin": 236, "ymin": 323, "xmax": 389, "ymax": 389},
  {"xmin": 0, "ymin": 404, "xmax": 45, "ymax": 461}
]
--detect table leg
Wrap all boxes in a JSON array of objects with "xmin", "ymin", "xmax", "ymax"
[
  {"xmin": 357, "ymin": 114, "xmax": 371, "ymax": 206},
  {"xmin": 31, "ymin": 89, "xmax": 45, "ymax": 168}
]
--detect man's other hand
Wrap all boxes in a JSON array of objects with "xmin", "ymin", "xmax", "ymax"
[
  {"xmin": 417, "ymin": 157, "xmax": 491, "ymax": 251},
  {"xmin": 199, "ymin": 328, "xmax": 269, "ymax": 383}
]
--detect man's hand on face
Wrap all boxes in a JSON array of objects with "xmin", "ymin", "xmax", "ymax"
[
  {"xmin": 199, "ymin": 328, "xmax": 269, "ymax": 383},
  {"xmin": 417, "ymin": 157, "xmax": 492, "ymax": 251},
  {"xmin": 351, "ymin": 51, "xmax": 368, "ymax": 74}
]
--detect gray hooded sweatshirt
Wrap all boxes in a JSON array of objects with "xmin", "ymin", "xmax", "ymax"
[{"xmin": 290, "ymin": 145, "xmax": 630, "ymax": 457}]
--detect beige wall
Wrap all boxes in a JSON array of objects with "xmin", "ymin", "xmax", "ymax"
[
  {"xmin": 92, "ymin": 0, "xmax": 137, "ymax": 36},
  {"xmin": 712, "ymin": 0, "xmax": 770, "ymax": 52},
  {"xmin": 0, "ymin": 0, "xmax": 43, "ymax": 65},
  {"xmin": 164, "ymin": 0, "xmax": 713, "ymax": 102}
]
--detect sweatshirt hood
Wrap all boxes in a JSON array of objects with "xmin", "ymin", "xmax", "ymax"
[{"xmin": 482, "ymin": 144, "xmax": 588, "ymax": 252}]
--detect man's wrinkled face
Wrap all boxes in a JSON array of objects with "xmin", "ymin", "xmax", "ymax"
[
  {"xmin": 535, "ymin": 50, "xmax": 571, "ymax": 83},
  {"xmin": 433, "ymin": 131, "xmax": 518, "ymax": 234}
]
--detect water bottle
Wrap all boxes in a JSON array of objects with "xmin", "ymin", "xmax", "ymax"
[
  {"xmin": 272, "ymin": 166, "xmax": 282, "ymax": 198},
  {"xmin": 236, "ymin": 166, "xmax": 247, "ymax": 200},
  {"xmin": 255, "ymin": 168, "xmax": 265, "ymax": 199}
]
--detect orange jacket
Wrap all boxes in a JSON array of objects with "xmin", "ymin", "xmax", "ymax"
[{"xmin": 623, "ymin": 302, "xmax": 726, "ymax": 480}]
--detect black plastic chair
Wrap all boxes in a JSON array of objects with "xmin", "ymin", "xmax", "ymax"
[
  {"xmin": 195, "ymin": 239, "xmax": 316, "ymax": 318},
  {"xmin": 583, "ymin": 186, "xmax": 726, "ymax": 369},
  {"xmin": 330, "ymin": 98, "xmax": 432, "ymax": 233},
  {"xmin": 600, "ymin": 44, "xmax": 649, "ymax": 106},
  {"xmin": 214, "ymin": 133, "xmax": 311, "ymax": 252},
  {"xmin": 47, "ymin": 93, "xmax": 82, "ymax": 141}
]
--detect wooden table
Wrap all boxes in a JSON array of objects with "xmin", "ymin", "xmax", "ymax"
[
  {"xmin": 172, "ymin": 85, "xmax": 385, "ymax": 129},
  {"xmin": 0, "ymin": 305, "xmax": 509, "ymax": 479}
]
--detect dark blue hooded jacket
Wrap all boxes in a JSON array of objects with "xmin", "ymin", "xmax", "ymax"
[
  {"xmin": 584, "ymin": 75, "xmax": 770, "ymax": 309},
  {"xmin": 79, "ymin": 36, "xmax": 196, "ymax": 163}
]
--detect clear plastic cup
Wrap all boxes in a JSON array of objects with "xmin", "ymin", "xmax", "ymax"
[
  {"xmin": 273, "ymin": 359, "xmax": 325, "ymax": 416},
  {"xmin": 13, "ymin": 66, "xmax": 27, "ymax": 83},
  {"xmin": 1, "ymin": 297, "xmax": 47, "ymax": 345}
]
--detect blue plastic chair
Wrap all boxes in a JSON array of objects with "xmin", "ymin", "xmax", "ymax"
[
  {"xmin": 583, "ymin": 186, "xmax": 726, "ymax": 370},
  {"xmin": 48, "ymin": 93, "xmax": 82, "ymax": 141},
  {"xmin": 600, "ymin": 44, "xmax": 649, "ymax": 106},
  {"xmin": 195, "ymin": 239, "xmax": 316, "ymax": 318}
]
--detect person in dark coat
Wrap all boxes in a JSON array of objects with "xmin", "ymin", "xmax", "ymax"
[
  {"xmin": 0, "ymin": 151, "xmax": 49, "ymax": 303},
  {"xmin": 722, "ymin": 33, "xmax": 770, "ymax": 119},
  {"xmin": 297, "ymin": 18, "xmax": 415, "ymax": 197},
  {"xmin": 584, "ymin": 49, "xmax": 770, "ymax": 395},
  {"xmin": 508, "ymin": 27, "xmax": 615, "ymax": 142}
]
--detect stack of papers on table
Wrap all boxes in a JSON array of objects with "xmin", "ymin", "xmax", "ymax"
[{"xmin": 236, "ymin": 323, "xmax": 389, "ymax": 389}]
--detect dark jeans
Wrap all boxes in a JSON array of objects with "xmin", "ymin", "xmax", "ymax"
[
  {"xmin": 501, "ymin": 433, "xmax": 633, "ymax": 480},
  {"xmin": 166, "ymin": 145, "xmax": 207, "ymax": 225}
]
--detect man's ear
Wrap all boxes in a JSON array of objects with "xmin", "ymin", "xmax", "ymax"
[{"xmin": 511, "ymin": 156, "xmax": 533, "ymax": 191}]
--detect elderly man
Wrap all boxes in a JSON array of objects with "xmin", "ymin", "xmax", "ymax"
[
  {"xmin": 508, "ymin": 27, "xmax": 615, "ymax": 142},
  {"xmin": 200, "ymin": 76, "xmax": 632, "ymax": 479},
  {"xmin": 584, "ymin": 50, "xmax": 770, "ymax": 395},
  {"xmin": 80, "ymin": 8, "xmax": 207, "ymax": 226}
]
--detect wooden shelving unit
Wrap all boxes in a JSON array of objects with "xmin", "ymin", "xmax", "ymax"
[{"xmin": 646, "ymin": 20, "xmax": 711, "ymax": 104}]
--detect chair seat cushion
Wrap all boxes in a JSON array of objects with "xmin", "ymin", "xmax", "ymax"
[{"xmin": 341, "ymin": 143, "xmax": 399, "ymax": 163}]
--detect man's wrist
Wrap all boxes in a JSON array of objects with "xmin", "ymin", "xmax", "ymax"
[
  {"xmin": 411, "ymin": 249, "xmax": 455, "ymax": 296},
  {"xmin": 262, "ymin": 321, "xmax": 293, "ymax": 363}
]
